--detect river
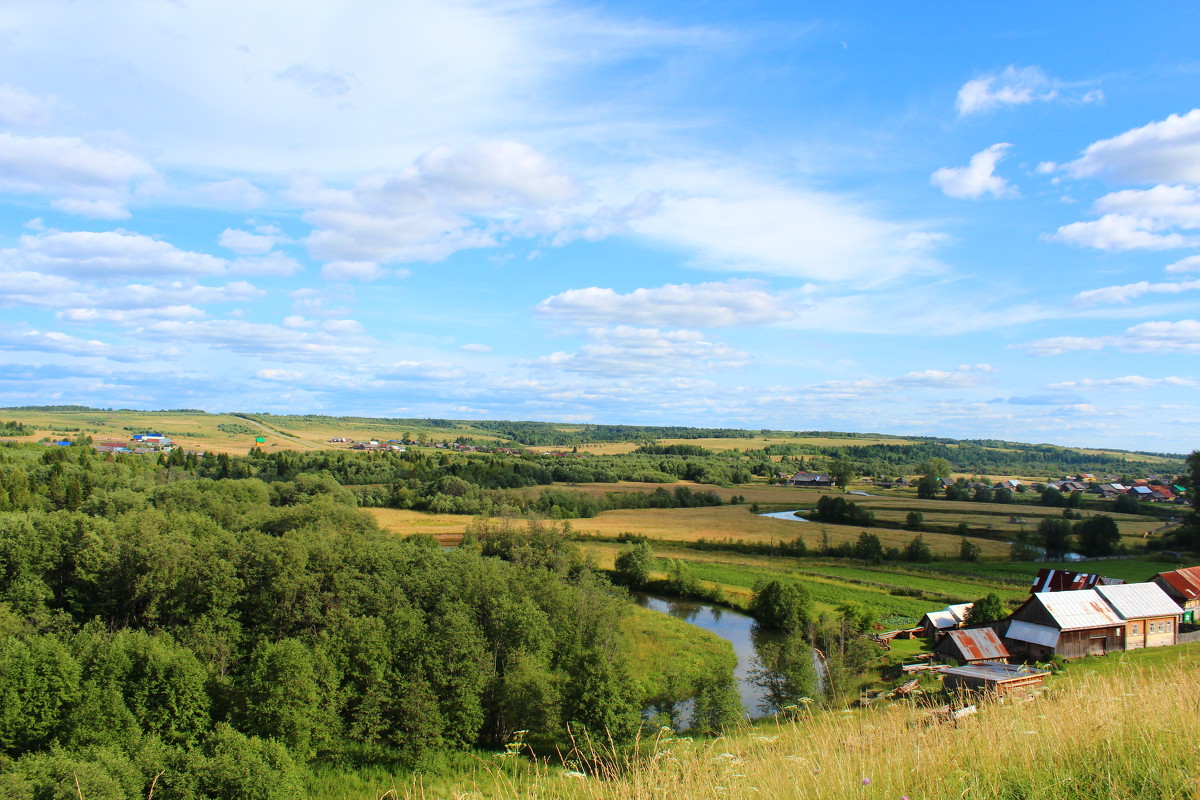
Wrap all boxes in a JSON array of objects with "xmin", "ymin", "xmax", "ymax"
[{"xmin": 633, "ymin": 594, "xmax": 780, "ymax": 720}]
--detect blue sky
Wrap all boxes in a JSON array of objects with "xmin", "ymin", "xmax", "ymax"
[{"xmin": 1, "ymin": 1, "xmax": 1199, "ymax": 452}]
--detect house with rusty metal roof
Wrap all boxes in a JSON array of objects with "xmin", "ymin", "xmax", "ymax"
[
  {"xmin": 934, "ymin": 628, "xmax": 1010, "ymax": 665},
  {"xmin": 999, "ymin": 589, "xmax": 1125, "ymax": 661},
  {"xmin": 1030, "ymin": 568, "xmax": 1123, "ymax": 594},
  {"xmin": 1095, "ymin": 582, "xmax": 1183, "ymax": 650},
  {"xmin": 1152, "ymin": 566, "xmax": 1200, "ymax": 623}
]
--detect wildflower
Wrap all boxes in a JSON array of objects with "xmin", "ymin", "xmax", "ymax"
[{"xmin": 862, "ymin": 778, "xmax": 872, "ymax": 786}]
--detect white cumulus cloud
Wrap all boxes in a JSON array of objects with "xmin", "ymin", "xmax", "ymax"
[
  {"xmin": 931, "ymin": 143, "xmax": 1017, "ymax": 199},
  {"xmin": 1047, "ymin": 214, "xmax": 1195, "ymax": 251},
  {"xmin": 1058, "ymin": 109, "xmax": 1200, "ymax": 184},
  {"xmin": 0, "ymin": 133, "xmax": 155, "ymax": 218}
]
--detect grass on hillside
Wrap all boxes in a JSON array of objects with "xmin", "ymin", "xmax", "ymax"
[
  {"xmin": 354, "ymin": 643, "xmax": 1200, "ymax": 800},
  {"xmin": 0, "ymin": 408, "xmax": 301, "ymax": 454}
]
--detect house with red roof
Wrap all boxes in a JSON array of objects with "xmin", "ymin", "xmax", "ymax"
[{"xmin": 1153, "ymin": 566, "xmax": 1200, "ymax": 623}]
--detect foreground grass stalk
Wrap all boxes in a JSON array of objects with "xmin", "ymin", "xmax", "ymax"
[{"xmin": 408, "ymin": 655, "xmax": 1199, "ymax": 800}]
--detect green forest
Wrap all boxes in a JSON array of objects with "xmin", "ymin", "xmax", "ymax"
[{"xmin": 0, "ymin": 441, "xmax": 675, "ymax": 799}]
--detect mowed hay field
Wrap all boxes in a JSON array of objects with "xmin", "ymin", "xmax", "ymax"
[
  {"xmin": 368, "ymin": 508, "xmax": 475, "ymax": 543},
  {"xmin": 572, "ymin": 505, "xmax": 1011, "ymax": 559}
]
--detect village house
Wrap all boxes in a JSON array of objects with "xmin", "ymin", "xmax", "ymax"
[
  {"xmin": 1094, "ymin": 583, "xmax": 1183, "ymax": 650},
  {"xmin": 1152, "ymin": 566, "xmax": 1200, "ymax": 624},
  {"xmin": 999, "ymin": 583, "xmax": 1183, "ymax": 659},
  {"xmin": 934, "ymin": 628, "xmax": 1010, "ymax": 665}
]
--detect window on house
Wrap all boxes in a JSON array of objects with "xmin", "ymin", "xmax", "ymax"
[
  {"xmin": 1167, "ymin": 620, "xmax": 1173, "ymax": 632},
  {"xmin": 1132, "ymin": 623, "xmax": 1139, "ymax": 635}
]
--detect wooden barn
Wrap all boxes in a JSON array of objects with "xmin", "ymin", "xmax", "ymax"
[
  {"xmin": 1000, "ymin": 589, "xmax": 1124, "ymax": 660},
  {"xmin": 934, "ymin": 628, "xmax": 1010, "ymax": 665}
]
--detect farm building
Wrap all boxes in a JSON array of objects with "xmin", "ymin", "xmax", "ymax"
[
  {"xmin": 1094, "ymin": 583, "xmax": 1183, "ymax": 650},
  {"xmin": 789, "ymin": 471, "xmax": 833, "ymax": 486},
  {"xmin": 1000, "ymin": 590, "xmax": 1125, "ymax": 660},
  {"xmin": 1152, "ymin": 566, "xmax": 1200, "ymax": 623},
  {"xmin": 1030, "ymin": 568, "xmax": 1123, "ymax": 593},
  {"xmin": 920, "ymin": 602, "xmax": 973, "ymax": 638},
  {"xmin": 940, "ymin": 663, "xmax": 1049, "ymax": 698},
  {"xmin": 934, "ymin": 628, "xmax": 1010, "ymax": 665}
]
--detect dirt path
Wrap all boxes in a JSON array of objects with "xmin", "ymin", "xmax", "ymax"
[{"xmin": 231, "ymin": 415, "xmax": 323, "ymax": 450}]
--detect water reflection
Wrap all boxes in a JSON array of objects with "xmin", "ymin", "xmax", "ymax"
[{"xmin": 634, "ymin": 593, "xmax": 780, "ymax": 718}]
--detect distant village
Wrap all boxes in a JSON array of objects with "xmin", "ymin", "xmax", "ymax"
[
  {"xmin": 894, "ymin": 565, "xmax": 1200, "ymax": 700},
  {"xmin": 781, "ymin": 469, "xmax": 1190, "ymax": 505}
]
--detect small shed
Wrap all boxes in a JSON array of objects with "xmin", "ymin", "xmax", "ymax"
[
  {"xmin": 934, "ymin": 628, "xmax": 1010, "ymax": 665},
  {"xmin": 920, "ymin": 602, "xmax": 973, "ymax": 638},
  {"xmin": 940, "ymin": 663, "xmax": 1049, "ymax": 698}
]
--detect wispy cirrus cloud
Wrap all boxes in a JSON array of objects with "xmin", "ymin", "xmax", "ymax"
[
  {"xmin": 956, "ymin": 66, "xmax": 1101, "ymax": 116},
  {"xmin": 1020, "ymin": 319, "xmax": 1200, "ymax": 355},
  {"xmin": 534, "ymin": 325, "xmax": 746, "ymax": 376},
  {"xmin": 1047, "ymin": 375, "xmax": 1198, "ymax": 390}
]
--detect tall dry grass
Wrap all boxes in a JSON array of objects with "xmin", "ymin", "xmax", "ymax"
[{"xmin": 398, "ymin": 657, "xmax": 1199, "ymax": 800}]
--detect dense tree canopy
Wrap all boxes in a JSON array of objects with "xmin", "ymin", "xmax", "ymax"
[{"xmin": 0, "ymin": 441, "xmax": 647, "ymax": 798}]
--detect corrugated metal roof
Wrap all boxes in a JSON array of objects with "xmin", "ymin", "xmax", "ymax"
[
  {"xmin": 922, "ymin": 609, "xmax": 959, "ymax": 629},
  {"xmin": 1036, "ymin": 589, "xmax": 1123, "ymax": 630},
  {"xmin": 1006, "ymin": 620, "xmax": 1060, "ymax": 647},
  {"xmin": 1158, "ymin": 567, "xmax": 1200, "ymax": 600},
  {"xmin": 1095, "ymin": 583, "xmax": 1183, "ymax": 620},
  {"xmin": 940, "ymin": 662, "xmax": 1049, "ymax": 682},
  {"xmin": 945, "ymin": 628, "xmax": 1009, "ymax": 660}
]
